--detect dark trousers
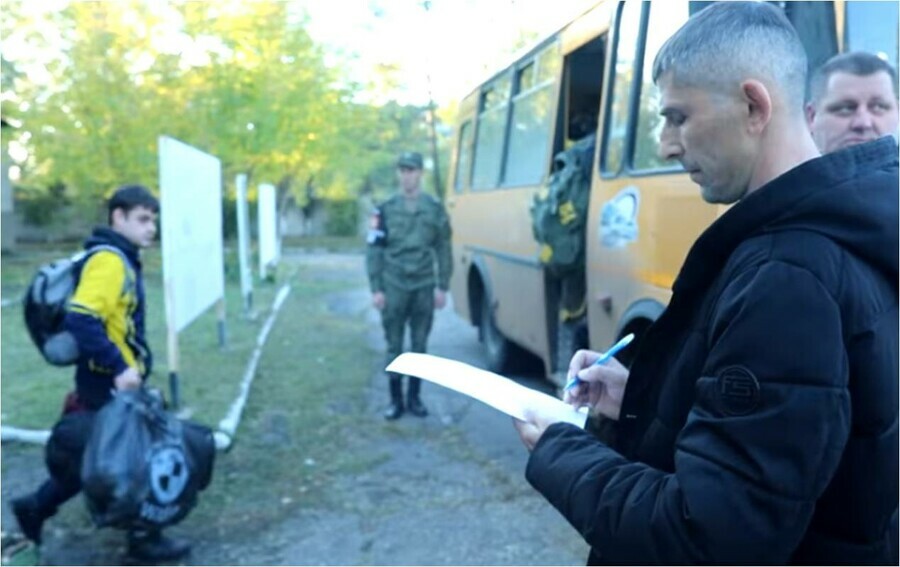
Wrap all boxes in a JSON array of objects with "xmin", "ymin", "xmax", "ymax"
[
  {"xmin": 33, "ymin": 411, "xmax": 96, "ymax": 516},
  {"xmin": 381, "ymin": 283, "xmax": 434, "ymax": 391}
]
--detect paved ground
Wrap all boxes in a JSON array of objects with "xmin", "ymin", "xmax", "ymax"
[{"xmin": 1, "ymin": 251, "xmax": 588, "ymax": 565}]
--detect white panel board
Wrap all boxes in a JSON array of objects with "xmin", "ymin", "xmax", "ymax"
[
  {"xmin": 159, "ymin": 136, "xmax": 224, "ymax": 333},
  {"xmin": 258, "ymin": 183, "xmax": 278, "ymax": 277}
]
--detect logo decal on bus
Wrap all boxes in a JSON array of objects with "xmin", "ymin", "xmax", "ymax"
[{"xmin": 599, "ymin": 186, "xmax": 640, "ymax": 248}]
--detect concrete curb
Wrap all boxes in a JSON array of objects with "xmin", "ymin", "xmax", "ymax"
[{"xmin": 215, "ymin": 283, "xmax": 291, "ymax": 450}]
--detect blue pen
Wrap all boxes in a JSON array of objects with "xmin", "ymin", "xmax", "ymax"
[{"xmin": 564, "ymin": 333, "xmax": 635, "ymax": 391}]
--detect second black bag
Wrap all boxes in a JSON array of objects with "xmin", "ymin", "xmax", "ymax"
[{"xmin": 80, "ymin": 389, "xmax": 215, "ymax": 530}]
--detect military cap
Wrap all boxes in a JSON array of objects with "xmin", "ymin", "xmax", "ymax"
[{"xmin": 397, "ymin": 151, "xmax": 424, "ymax": 169}]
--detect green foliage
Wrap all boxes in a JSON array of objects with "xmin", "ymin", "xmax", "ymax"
[
  {"xmin": 1, "ymin": 0, "xmax": 457, "ymax": 218},
  {"xmin": 323, "ymin": 199, "xmax": 358, "ymax": 237},
  {"xmin": 15, "ymin": 182, "xmax": 70, "ymax": 226}
]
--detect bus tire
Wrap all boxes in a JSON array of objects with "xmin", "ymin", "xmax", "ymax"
[{"xmin": 480, "ymin": 298, "xmax": 509, "ymax": 373}]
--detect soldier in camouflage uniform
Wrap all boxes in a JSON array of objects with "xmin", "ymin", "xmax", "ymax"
[{"xmin": 366, "ymin": 151, "xmax": 453, "ymax": 420}]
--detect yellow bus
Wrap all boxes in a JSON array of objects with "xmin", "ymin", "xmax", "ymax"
[{"xmin": 445, "ymin": 0, "xmax": 898, "ymax": 385}]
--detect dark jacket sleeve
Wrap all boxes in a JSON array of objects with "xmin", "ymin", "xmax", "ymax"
[
  {"xmin": 526, "ymin": 261, "xmax": 850, "ymax": 564},
  {"xmin": 434, "ymin": 204, "xmax": 453, "ymax": 291}
]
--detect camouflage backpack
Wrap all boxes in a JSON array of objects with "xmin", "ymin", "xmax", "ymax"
[{"xmin": 530, "ymin": 134, "xmax": 595, "ymax": 277}]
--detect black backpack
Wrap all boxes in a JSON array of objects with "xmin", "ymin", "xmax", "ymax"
[
  {"xmin": 530, "ymin": 134, "xmax": 595, "ymax": 277},
  {"xmin": 23, "ymin": 245, "xmax": 133, "ymax": 366}
]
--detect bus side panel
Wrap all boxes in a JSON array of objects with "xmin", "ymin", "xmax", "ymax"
[
  {"xmin": 483, "ymin": 254, "xmax": 549, "ymax": 360},
  {"xmin": 447, "ymin": 186, "xmax": 553, "ymax": 370},
  {"xmin": 449, "ymin": 244, "xmax": 472, "ymax": 324},
  {"xmin": 585, "ymin": 171, "xmax": 718, "ymax": 350}
]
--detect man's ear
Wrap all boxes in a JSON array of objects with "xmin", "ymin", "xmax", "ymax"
[
  {"xmin": 111, "ymin": 207, "xmax": 126, "ymax": 227},
  {"xmin": 804, "ymin": 102, "xmax": 817, "ymax": 130},
  {"xmin": 740, "ymin": 79, "xmax": 772, "ymax": 135}
]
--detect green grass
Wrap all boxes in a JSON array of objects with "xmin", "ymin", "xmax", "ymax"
[
  {"xmin": 1, "ymin": 244, "xmax": 382, "ymax": 546},
  {"xmin": 193, "ymin": 269, "xmax": 377, "ymax": 529},
  {"xmin": 1, "ymin": 244, "xmax": 281, "ymax": 427}
]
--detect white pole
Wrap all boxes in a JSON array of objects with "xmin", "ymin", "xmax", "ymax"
[
  {"xmin": 236, "ymin": 173, "xmax": 253, "ymax": 312},
  {"xmin": 258, "ymin": 183, "xmax": 277, "ymax": 279}
]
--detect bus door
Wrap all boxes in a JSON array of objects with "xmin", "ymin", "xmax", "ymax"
[{"xmin": 541, "ymin": 22, "xmax": 609, "ymax": 383}]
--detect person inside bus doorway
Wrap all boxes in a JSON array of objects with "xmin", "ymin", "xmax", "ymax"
[
  {"xmin": 806, "ymin": 51, "xmax": 899, "ymax": 154},
  {"xmin": 366, "ymin": 151, "xmax": 453, "ymax": 420},
  {"xmin": 513, "ymin": 2, "xmax": 898, "ymax": 564}
]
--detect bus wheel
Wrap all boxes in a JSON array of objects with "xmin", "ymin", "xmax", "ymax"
[{"xmin": 480, "ymin": 300, "xmax": 509, "ymax": 373}]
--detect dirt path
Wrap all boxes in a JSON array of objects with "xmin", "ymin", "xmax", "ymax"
[{"xmin": 1, "ymin": 251, "xmax": 588, "ymax": 565}]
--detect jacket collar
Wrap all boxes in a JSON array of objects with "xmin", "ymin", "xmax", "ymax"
[
  {"xmin": 84, "ymin": 226, "xmax": 142, "ymax": 269},
  {"xmin": 672, "ymin": 136, "xmax": 898, "ymax": 296}
]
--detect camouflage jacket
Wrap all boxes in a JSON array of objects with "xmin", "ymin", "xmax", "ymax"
[{"xmin": 366, "ymin": 192, "xmax": 453, "ymax": 293}]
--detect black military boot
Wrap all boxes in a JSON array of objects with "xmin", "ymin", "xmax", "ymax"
[
  {"xmin": 127, "ymin": 529, "xmax": 191, "ymax": 563},
  {"xmin": 383, "ymin": 375, "xmax": 404, "ymax": 420},
  {"xmin": 406, "ymin": 377, "xmax": 428, "ymax": 417},
  {"xmin": 11, "ymin": 494, "xmax": 52, "ymax": 545}
]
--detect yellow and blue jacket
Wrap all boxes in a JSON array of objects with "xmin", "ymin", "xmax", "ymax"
[{"xmin": 64, "ymin": 228, "xmax": 151, "ymax": 409}]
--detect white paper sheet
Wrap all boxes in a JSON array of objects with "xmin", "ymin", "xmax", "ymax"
[{"xmin": 387, "ymin": 353, "xmax": 587, "ymax": 429}]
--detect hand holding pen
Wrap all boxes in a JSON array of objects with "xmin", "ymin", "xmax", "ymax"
[{"xmin": 563, "ymin": 333, "xmax": 634, "ymax": 421}]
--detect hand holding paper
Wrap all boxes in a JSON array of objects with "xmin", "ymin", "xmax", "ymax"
[{"xmin": 386, "ymin": 353, "xmax": 587, "ymax": 429}]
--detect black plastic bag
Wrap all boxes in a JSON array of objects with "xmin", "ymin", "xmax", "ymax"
[{"xmin": 81, "ymin": 389, "xmax": 215, "ymax": 530}]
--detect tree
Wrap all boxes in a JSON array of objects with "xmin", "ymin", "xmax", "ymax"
[{"xmin": 2, "ymin": 0, "xmax": 458, "ymax": 224}]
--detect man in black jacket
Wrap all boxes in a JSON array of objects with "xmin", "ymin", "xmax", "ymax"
[{"xmin": 514, "ymin": 3, "xmax": 898, "ymax": 565}]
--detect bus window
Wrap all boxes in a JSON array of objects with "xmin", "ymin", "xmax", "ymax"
[
  {"xmin": 537, "ymin": 42, "xmax": 562, "ymax": 84},
  {"xmin": 471, "ymin": 73, "xmax": 512, "ymax": 190},
  {"xmin": 504, "ymin": 43, "xmax": 560, "ymax": 187},
  {"xmin": 454, "ymin": 120, "xmax": 474, "ymax": 193},
  {"xmin": 844, "ymin": 1, "xmax": 898, "ymax": 69},
  {"xmin": 601, "ymin": 0, "xmax": 642, "ymax": 176},
  {"xmin": 633, "ymin": 2, "xmax": 690, "ymax": 172}
]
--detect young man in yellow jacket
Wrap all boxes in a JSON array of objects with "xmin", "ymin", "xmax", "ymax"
[{"xmin": 12, "ymin": 185, "xmax": 191, "ymax": 562}]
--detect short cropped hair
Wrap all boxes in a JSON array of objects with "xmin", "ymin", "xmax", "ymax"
[
  {"xmin": 652, "ymin": 2, "xmax": 808, "ymax": 113},
  {"xmin": 107, "ymin": 184, "xmax": 159, "ymax": 225},
  {"xmin": 808, "ymin": 51, "xmax": 899, "ymax": 104}
]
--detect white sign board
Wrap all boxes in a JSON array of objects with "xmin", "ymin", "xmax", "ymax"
[
  {"xmin": 258, "ymin": 183, "xmax": 279, "ymax": 277},
  {"xmin": 159, "ymin": 136, "xmax": 225, "ymax": 333}
]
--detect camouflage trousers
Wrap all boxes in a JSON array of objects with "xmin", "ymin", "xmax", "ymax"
[
  {"xmin": 555, "ymin": 269, "xmax": 587, "ymax": 383},
  {"xmin": 381, "ymin": 283, "xmax": 435, "ymax": 377}
]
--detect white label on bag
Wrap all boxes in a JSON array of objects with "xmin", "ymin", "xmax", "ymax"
[{"xmin": 149, "ymin": 445, "xmax": 189, "ymax": 504}]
